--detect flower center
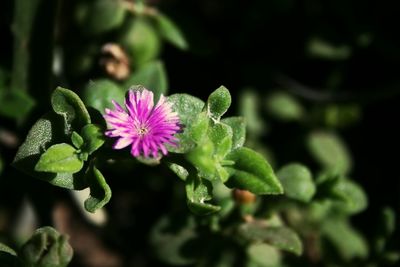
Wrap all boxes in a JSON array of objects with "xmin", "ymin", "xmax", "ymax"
[{"xmin": 136, "ymin": 125, "xmax": 149, "ymax": 137}]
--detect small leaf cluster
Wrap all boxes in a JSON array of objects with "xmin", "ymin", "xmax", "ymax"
[
  {"xmin": 0, "ymin": 227, "xmax": 73, "ymax": 267},
  {"xmin": 13, "ymin": 87, "xmax": 110, "ymax": 213}
]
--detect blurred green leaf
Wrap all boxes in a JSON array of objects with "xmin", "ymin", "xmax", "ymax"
[
  {"xmin": 186, "ymin": 175, "xmax": 221, "ymax": 215},
  {"xmin": 239, "ymin": 90, "xmax": 266, "ymax": 137},
  {"xmin": 225, "ymin": 147, "xmax": 283, "ymax": 195},
  {"xmin": 20, "ymin": 226, "xmax": 73, "ymax": 267},
  {"xmin": 332, "ymin": 179, "xmax": 368, "ymax": 214},
  {"xmin": 84, "ymin": 164, "xmax": 111, "ymax": 213},
  {"xmin": 124, "ymin": 61, "xmax": 168, "ymax": 100},
  {"xmin": 266, "ymin": 91, "xmax": 304, "ymax": 121},
  {"xmin": 323, "ymin": 104, "xmax": 361, "ymax": 128},
  {"xmin": 82, "ymin": 79, "xmax": 124, "ymax": 114},
  {"xmin": 277, "ymin": 163, "xmax": 315, "ymax": 202},
  {"xmin": 51, "ymin": 87, "xmax": 91, "ymax": 132},
  {"xmin": 167, "ymin": 94, "xmax": 205, "ymax": 153},
  {"xmin": 379, "ymin": 207, "xmax": 396, "ymax": 238},
  {"xmin": 13, "ymin": 112, "xmax": 88, "ymax": 189},
  {"xmin": 75, "ymin": 0, "xmax": 126, "ymax": 35},
  {"xmin": 308, "ymin": 38, "xmax": 351, "ymax": 61},
  {"xmin": 119, "ymin": 17, "xmax": 161, "ymax": 66},
  {"xmin": 307, "ymin": 130, "xmax": 352, "ymax": 174},
  {"xmin": 222, "ymin": 117, "xmax": 246, "ymax": 150},
  {"xmin": 239, "ymin": 222, "xmax": 303, "ymax": 256},
  {"xmin": 0, "ymin": 90, "xmax": 35, "ymax": 120},
  {"xmin": 322, "ymin": 218, "xmax": 368, "ymax": 260},
  {"xmin": 80, "ymin": 124, "xmax": 105, "ymax": 155},
  {"xmin": 0, "ymin": 243, "xmax": 17, "ymax": 256},
  {"xmin": 34, "ymin": 143, "xmax": 83, "ymax": 174},
  {"xmin": 168, "ymin": 163, "xmax": 189, "ymax": 181},
  {"xmin": 150, "ymin": 215, "xmax": 199, "ymax": 265},
  {"xmin": 156, "ymin": 13, "xmax": 188, "ymax": 50},
  {"xmin": 246, "ymin": 243, "xmax": 281, "ymax": 267},
  {"xmin": 207, "ymin": 86, "xmax": 231, "ymax": 120},
  {"xmin": 0, "ymin": 242, "xmax": 21, "ymax": 267}
]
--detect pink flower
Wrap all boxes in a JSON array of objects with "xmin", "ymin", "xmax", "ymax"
[{"xmin": 104, "ymin": 88, "xmax": 180, "ymax": 158}]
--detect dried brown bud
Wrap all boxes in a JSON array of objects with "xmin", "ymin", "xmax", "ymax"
[
  {"xmin": 233, "ymin": 189, "xmax": 256, "ymax": 204},
  {"xmin": 100, "ymin": 43, "xmax": 130, "ymax": 80}
]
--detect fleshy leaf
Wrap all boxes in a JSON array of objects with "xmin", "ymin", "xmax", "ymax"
[
  {"xmin": 80, "ymin": 124, "xmax": 105, "ymax": 155},
  {"xmin": 221, "ymin": 116, "xmax": 246, "ymax": 150},
  {"xmin": 34, "ymin": 143, "xmax": 83, "ymax": 174},
  {"xmin": 51, "ymin": 87, "xmax": 91, "ymax": 132},
  {"xmin": 277, "ymin": 163, "xmax": 316, "ymax": 202},
  {"xmin": 156, "ymin": 13, "xmax": 188, "ymax": 50},
  {"xmin": 239, "ymin": 222, "xmax": 303, "ymax": 256},
  {"xmin": 20, "ymin": 226, "xmax": 73, "ymax": 267},
  {"xmin": 124, "ymin": 61, "xmax": 168, "ymax": 100},
  {"xmin": 208, "ymin": 122, "xmax": 233, "ymax": 160},
  {"xmin": 167, "ymin": 94, "xmax": 205, "ymax": 153},
  {"xmin": 186, "ymin": 175, "xmax": 221, "ymax": 215},
  {"xmin": 225, "ymin": 147, "xmax": 283, "ymax": 195},
  {"xmin": 207, "ymin": 86, "xmax": 231, "ymax": 120},
  {"xmin": 71, "ymin": 131, "xmax": 84, "ymax": 149},
  {"xmin": 84, "ymin": 164, "xmax": 111, "ymax": 213},
  {"xmin": 82, "ymin": 79, "xmax": 124, "ymax": 114},
  {"xmin": 13, "ymin": 112, "xmax": 88, "ymax": 189}
]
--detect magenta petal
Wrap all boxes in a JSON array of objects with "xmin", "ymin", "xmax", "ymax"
[{"xmin": 104, "ymin": 88, "xmax": 180, "ymax": 158}]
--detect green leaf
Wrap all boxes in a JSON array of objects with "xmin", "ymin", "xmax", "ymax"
[
  {"xmin": 51, "ymin": 87, "xmax": 91, "ymax": 132},
  {"xmin": 84, "ymin": 164, "xmax": 112, "ymax": 213},
  {"xmin": 150, "ymin": 215, "xmax": 199, "ymax": 265},
  {"xmin": 156, "ymin": 13, "xmax": 188, "ymax": 50},
  {"xmin": 0, "ymin": 243, "xmax": 17, "ymax": 256},
  {"xmin": 168, "ymin": 163, "xmax": 189, "ymax": 181},
  {"xmin": 0, "ymin": 242, "xmax": 21, "ymax": 267},
  {"xmin": 186, "ymin": 175, "xmax": 221, "ymax": 215},
  {"xmin": 71, "ymin": 131, "xmax": 84, "ymax": 149},
  {"xmin": 0, "ymin": 90, "xmax": 35, "ymax": 120},
  {"xmin": 332, "ymin": 179, "xmax": 368, "ymax": 214},
  {"xmin": 82, "ymin": 79, "xmax": 124, "ymax": 114},
  {"xmin": 20, "ymin": 226, "xmax": 73, "ymax": 267},
  {"xmin": 239, "ymin": 222, "xmax": 303, "ymax": 256},
  {"xmin": 186, "ymin": 139, "xmax": 217, "ymax": 181},
  {"xmin": 266, "ymin": 92, "xmax": 304, "ymax": 121},
  {"xmin": 207, "ymin": 86, "xmax": 231, "ymax": 120},
  {"xmin": 307, "ymin": 130, "xmax": 352, "ymax": 174},
  {"xmin": 247, "ymin": 243, "xmax": 281, "ymax": 267},
  {"xmin": 189, "ymin": 112, "xmax": 209, "ymax": 143},
  {"xmin": 119, "ymin": 17, "xmax": 161, "ymax": 66},
  {"xmin": 80, "ymin": 124, "xmax": 105, "ymax": 155},
  {"xmin": 323, "ymin": 104, "xmax": 361, "ymax": 128},
  {"xmin": 221, "ymin": 117, "xmax": 246, "ymax": 150},
  {"xmin": 322, "ymin": 218, "xmax": 368, "ymax": 260},
  {"xmin": 277, "ymin": 163, "xmax": 316, "ymax": 202},
  {"xmin": 124, "ymin": 61, "xmax": 168, "ymax": 100},
  {"xmin": 35, "ymin": 143, "xmax": 83, "ymax": 174},
  {"xmin": 13, "ymin": 112, "xmax": 88, "ymax": 189},
  {"xmin": 208, "ymin": 122, "xmax": 233, "ymax": 159},
  {"xmin": 75, "ymin": 0, "xmax": 126, "ymax": 35},
  {"xmin": 225, "ymin": 147, "xmax": 283, "ymax": 195},
  {"xmin": 167, "ymin": 94, "xmax": 205, "ymax": 153}
]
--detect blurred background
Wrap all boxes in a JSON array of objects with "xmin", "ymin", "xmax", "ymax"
[{"xmin": 1, "ymin": 0, "xmax": 400, "ymax": 266}]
